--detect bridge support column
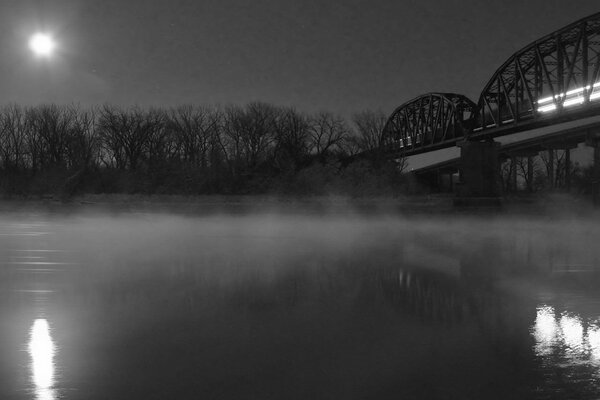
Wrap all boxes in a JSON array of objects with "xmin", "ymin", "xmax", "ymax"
[
  {"xmin": 455, "ymin": 140, "xmax": 500, "ymax": 205},
  {"xmin": 589, "ymin": 136, "xmax": 600, "ymax": 206},
  {"xmin": 586, "ymin": 133, "xmax": 600, "ymax": 206}
]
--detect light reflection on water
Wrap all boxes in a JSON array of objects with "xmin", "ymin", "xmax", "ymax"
[
  {"xmin": 533, "ymin": 306, "xmax": 559, "ymax": 356},
  {"xmin": 532, "ymin": 306, "xmax": 600, "ymax": 369},
  {"xmin": 28, "ymin": 319, "xmax": 56, "ymax": 400},
  {"xmin": 588, "ymin": 325, "xmax": 600, "ymax": 360},
  {"xmin": 560, "ymin": 313, "xmax": 584, "ymax": 353}
]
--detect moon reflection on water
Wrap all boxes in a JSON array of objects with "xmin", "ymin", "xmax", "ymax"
[{"xmin": 28, "ymin": 319, "xmax": 56, "ymax": 400}]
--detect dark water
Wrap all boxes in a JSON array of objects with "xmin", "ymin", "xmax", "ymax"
[{"xmin": 1, "ymin": 208, "xmax": 600, "ymax": 399}]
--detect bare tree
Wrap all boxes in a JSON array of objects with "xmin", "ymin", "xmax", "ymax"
[
  {"xmin": 351, "ymin": 109, "xmax": 387, "ymax": 152},
  {"xmin": 218, "ymin": 104, "xmax": 245, "ymax": 179},
  {"xmin": 0, "ymin": 104, "xmax": 30, "ymax": 171},
  {"xmin": 272, "ymin": 107, "xmax": 310, "ymax": 171},
  {"xmin": 238, "ymin": 102, "xmax": 277, "ymax": 170},
  {"xmin": 539, "ymin": 150, "xmax": 566, "ymax": 188},
  {"xmin": 143, "ymin": 108, "xmax": 170, "ymax": 167},
  {"xmin": 27, "ymin": 104, "xmax": 77, "ymax": 169},
  {"xmin": 167, "ymin": 105, "xmax": 220, "ymax": 169},
  {"xmin": 98, "ymin": 106, "xmax": 154, "ymax": 170},
  {"xmin": 500, "ymin": 159, "xmax": 516, "ymax": 193},
  {"xmin": 308, "ymin": 112, "xmax": 350, "ymax": 157},
  {"xmin": 64, "ymin": 106, "xmax": 100, "ymax": 170},
  {"xmin": 337, "ymin": 134, "xmax": 363, "ymax": 157},
  {"xmin": 218, "ymin": 102, "xmax": 277, "ymax": 178},
  {"xmin": 515, "ymin": 156, "xmax": 540, "ymax": 191}
]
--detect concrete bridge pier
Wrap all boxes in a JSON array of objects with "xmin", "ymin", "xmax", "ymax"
[
  {"xmin": 586, "ymin": 132, "xmax": 600, "ymax": 206},
  {"xmin": 454, "ymin": 140, "xmax": 501, "ymax": 206}
]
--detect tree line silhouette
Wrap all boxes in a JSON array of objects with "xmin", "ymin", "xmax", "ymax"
[
  {"xmin": 2, "ymin": 101, "xmax": 594, "ymax": 199},
  {"xmin": 0, "ymin": 102, "xmax": 403, "ymax": 196}
]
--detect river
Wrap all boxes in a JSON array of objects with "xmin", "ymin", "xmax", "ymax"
[{"xmin": 1, "ymin": 205, "xmax": 599, "ymax": 399}]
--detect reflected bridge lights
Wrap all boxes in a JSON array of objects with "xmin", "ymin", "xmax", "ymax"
[
  {"xmin": 588, "ymin": 325, "xmax": 600, "ymax": 360},
  {"xmin": 532, "ymin": 306, "xmax": 558, "ymax": 355},
  {"xmin": 536, "ymin": 83, "xmax": 600, "ymax": 113},
  {"xmin": 28, "ymin": 319, "xmax": 56, "ymax": 400},
  {"xmin": 532, "ymin": 306, "xmax": 600, "ymax": 362}
]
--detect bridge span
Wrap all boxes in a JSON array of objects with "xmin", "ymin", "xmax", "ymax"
[
  {"xmin": 376, "ymin": 11, "xmax": 600, "ymax": 202},
  {"xmin": 407, "ymin": 114, "xmax": 600, "ymax": 171}
]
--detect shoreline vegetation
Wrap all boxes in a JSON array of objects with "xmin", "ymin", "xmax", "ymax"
[
  {"xmin": 0, "ymin": 102, "xmax": 596, "ymax": 203},
  {"xmin": 0, "ymin": 102, "xmax": 406, "ymax": 198}
]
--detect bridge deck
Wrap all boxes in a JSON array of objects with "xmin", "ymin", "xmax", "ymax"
[{"xmin": 407, "ymin": 114, "xmax": 600, "ymax": 172}]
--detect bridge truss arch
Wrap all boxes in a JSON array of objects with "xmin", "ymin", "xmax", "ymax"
[
  {"xmin": 381, "ymin": 93, "xmax": 476, "ymax": 155},
  {"xmin": 475, "ymin": 12, "xmax": 600, "ymax": 132}
]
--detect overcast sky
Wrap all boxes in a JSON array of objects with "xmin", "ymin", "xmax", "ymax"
[{"xmin": 0, "ymin": 0, "xmax": 598, "ymax": 116}]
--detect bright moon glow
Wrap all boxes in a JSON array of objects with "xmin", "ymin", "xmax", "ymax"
[
  {"xmin": 28, "ymin": 319, "xmax": 56, "ymax": 400},
  {"xmin": 29, "ymin": 33, "xmax": 56, "ymax": 57}
]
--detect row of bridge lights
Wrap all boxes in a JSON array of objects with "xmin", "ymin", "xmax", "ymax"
[{"xmin": 537, "ymin": 82, "xmax": 600, "ymax": 113}]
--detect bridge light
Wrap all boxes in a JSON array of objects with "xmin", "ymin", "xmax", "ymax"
[
  {"xmin": 535, "ymin": 83, "xmax": 600, "ymax": 112},
  {"xmin": 537, "ymin": 95, "xmax": 554, "ymax": 105},
  {"xmin": 563, "ymin": 98, "xmax": 584, "ymax": 107},
  {"xmin": 563, "ymin": 86, "xmax": 585, "ymax": 108},
  {"xmin": 565, "ymin": 87, "xmax": 586, "ymax": 96},
  {"xmin": 591, "ymin": 83, "xmax": 600, "ymax": 101},
  {"xmin": 538, "ymin": 103, "xmax": 557, "ymax": 113}
]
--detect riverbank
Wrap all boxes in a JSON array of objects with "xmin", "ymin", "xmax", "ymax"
[
  {"xmin": 0, "ymin": 193, "xmax": 451, "ymax": 215},
  {"xmin": 0, "ymin": 192, "xmax": 597, "ymax": 217}
]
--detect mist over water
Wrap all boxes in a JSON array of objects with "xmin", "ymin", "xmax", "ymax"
[{"xmin": 1, "ymin": 205, "xmax": 600, "ymax": 399}]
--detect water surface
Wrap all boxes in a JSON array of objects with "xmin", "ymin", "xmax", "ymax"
[{"xmin": 1, "ymin": 207, "xmax": 599, "ymax": 399}]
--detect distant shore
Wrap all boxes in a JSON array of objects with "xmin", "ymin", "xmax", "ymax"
[
  {"xmin": 0, "ymin": 193, "xmax": 445, "ymax": 214},
  {"xmin": 0, "ymin": 192, "xmax": 596, "ymax": 216}
]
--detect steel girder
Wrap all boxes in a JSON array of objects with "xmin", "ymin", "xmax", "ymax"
[
  {"xmin": 381, "ymin": 93, "xmax": 476, "ymax": 155},
  {"xmin": 475, "ymin": 12, "xmax": 600, "ymax": 132}
]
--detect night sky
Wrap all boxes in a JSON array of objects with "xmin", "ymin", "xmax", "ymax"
[{"xmin": 0, "ymin": 0, "xmax": 598, "ymax": 116}]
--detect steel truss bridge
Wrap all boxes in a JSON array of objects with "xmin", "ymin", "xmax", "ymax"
[{"xmin": 380, "ymin": 11, "xmax": 600, "ymax": 166}]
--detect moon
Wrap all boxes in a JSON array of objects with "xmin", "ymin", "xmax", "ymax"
[{"xmin": 29, "ymin": 33, "xmax": 56, "ymax": 57}]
